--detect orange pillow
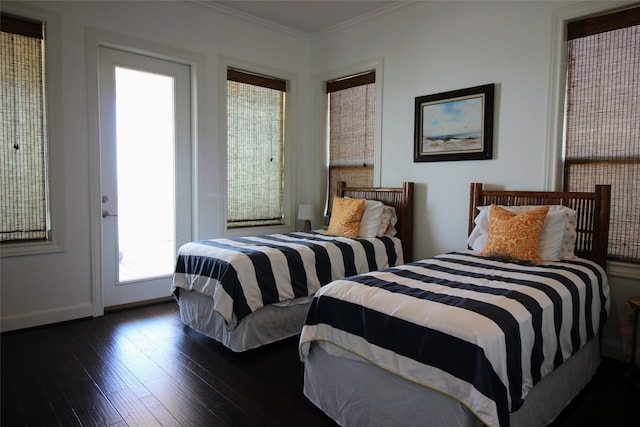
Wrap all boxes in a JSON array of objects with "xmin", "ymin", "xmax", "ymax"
[
  {"xmin": 480, "ymin": 204, "xmax": 550, "ymax": 264},
  {"xmin": 327, "ymin": 197, "xmax": 366, "ymax": 238}
]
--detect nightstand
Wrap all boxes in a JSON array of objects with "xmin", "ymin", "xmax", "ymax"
[{"xmin": 626, "ymin": 295, "xmax": 640, "ymax": 388}]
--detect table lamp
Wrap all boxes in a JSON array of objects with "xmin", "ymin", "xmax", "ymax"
[{"xmin": 297, "ymin": 204, "xmax": 315, "ymax": 232}]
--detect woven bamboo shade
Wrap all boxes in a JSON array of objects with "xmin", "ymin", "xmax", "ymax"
[
  {"xmin": 1, "ymin": 14, "xmax": 48, "ymax": 242},
  {"xmin": 565, "ymin": 7, "xmax": 640, "ymax": 262},
  {"xmin": 326, "ymin": 71, "xmax": 375, "ymax": 215},
  {"xmin": 227, "ymin": 69, "xmax": 286, "ymax": 228}
]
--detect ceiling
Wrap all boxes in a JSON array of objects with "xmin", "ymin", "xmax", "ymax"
[{"xmin": 210, "ymin": 1, "xmax": 404, "ymax": 36}]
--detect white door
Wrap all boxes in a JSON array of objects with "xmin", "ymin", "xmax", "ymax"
[{"xmin": 98, "ymin": 47, "xmax": 192, "ymax": 307}]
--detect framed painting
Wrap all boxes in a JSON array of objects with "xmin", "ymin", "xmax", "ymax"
[{"xmin": 414, "ymin": 83, "xmax": 494, "ymax": 162}]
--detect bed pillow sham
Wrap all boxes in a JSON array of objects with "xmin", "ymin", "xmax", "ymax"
[
  {"xmin": 359, "ymin": 200, "xmax": 385, "ymax": 237},
  {"xmin": 468, "ymin": 204, "xmax": 577, "ymax": 261},
  {"xmin": 378, "ymin": 205, "xmax": 398, "ymax": 237},
  {"xmin": 327, "ymin": 197, "xmax": 366, "ymax": 238},
  {"xmin": 559, "ymin": 208, "xmax": 578, "ymax": 259},
  {"xmin": 479, "ymin": 205, "xmax": 550, "ymax": 264}
]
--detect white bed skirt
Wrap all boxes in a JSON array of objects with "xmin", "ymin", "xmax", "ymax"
[
  {"xmin": 303, "ymin": 336, "xmax": 601, "ymax": 427},
  {"xmin": 177, "ymin": 289, "xmax": 312, "ymax": 352}
]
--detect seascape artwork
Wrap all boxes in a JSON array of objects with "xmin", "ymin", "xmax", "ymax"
[
  {"xmin": 421, "ymin": 95, "xmax": 483, "ymax": 154},
  {"xmin": 414, "ymin": 83, "xmax": 493, "ymax": 162}
]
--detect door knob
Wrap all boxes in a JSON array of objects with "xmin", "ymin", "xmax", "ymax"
[{"xmin": 102, "ymin": 210, "xmax": 117, "ymax": 218}]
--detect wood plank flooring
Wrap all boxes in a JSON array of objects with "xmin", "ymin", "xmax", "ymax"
[{"xmin": 2, "ymin": 301, "xmax": 638, "ymax": 426}]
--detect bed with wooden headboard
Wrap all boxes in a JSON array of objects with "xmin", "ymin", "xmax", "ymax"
[
  {"xmin": 171, "ymin": 181, "xmax": 415, "ymax": 352},
  {"xmin": 301, "ymin": 182, "xmax": 611, "ymax": 427}
]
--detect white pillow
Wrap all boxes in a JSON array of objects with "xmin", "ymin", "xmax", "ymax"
[
  {"xmin": 467, "ymin": 205, "xmax": 577, "ymax": 261},
  {"xmin": 359, "ymin": 200, "xmax": 385, "ymax": 237}
]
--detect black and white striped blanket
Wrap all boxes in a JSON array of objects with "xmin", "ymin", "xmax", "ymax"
[
  {"xmin": 299, "ymin": 251, "xmax": 609, "ymax": 427},
  {"xmin": 171, "ymin": 232, "xmax": 403, "ymax": 329}
]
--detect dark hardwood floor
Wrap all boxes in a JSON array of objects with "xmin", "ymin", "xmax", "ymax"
[{"xmin": 2, "ymin": 301, "xmax": 638, "ymax": 426}]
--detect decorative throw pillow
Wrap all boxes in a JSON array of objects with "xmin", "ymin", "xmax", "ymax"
[
  {"xmin": 327, "ymin": 197, "xmax": 366, "ymax": 238},
  {"xmin": 480, "ymin": 204, "xmax": 550, "ymax": 264}
]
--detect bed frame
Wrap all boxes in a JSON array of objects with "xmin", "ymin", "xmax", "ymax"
[
  {"xmin": 469, "ymin": 182, "xmax": 611, "ymax": 268},
  {"xmin": 337, "ymin": 181, "xmax": 415, "ymax": 262}
]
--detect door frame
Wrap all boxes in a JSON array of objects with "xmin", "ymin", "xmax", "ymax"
[{"xmin": 86, "ymin": 29, "xmax": 199, "ymax": 316}]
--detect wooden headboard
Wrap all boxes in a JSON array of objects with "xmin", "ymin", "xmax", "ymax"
[
  {"xmin": 337, "ymin": 181, "xmax": 415, "ymax": 262},
  {"xmin": 469, "ymin": 183, "xmax": 611, "ymax": 268}
]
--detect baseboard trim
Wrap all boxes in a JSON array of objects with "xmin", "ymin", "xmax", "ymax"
[{"xmin": 1, "ymin": 302, "xmax": 94, "ymax": 333}]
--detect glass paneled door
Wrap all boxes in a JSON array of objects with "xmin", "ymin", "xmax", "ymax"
[{"xmin": 98, "ymin": 46, "xmax": 191, "ymax": 307}]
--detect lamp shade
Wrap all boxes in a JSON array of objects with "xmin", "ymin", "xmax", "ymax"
[{"xmin": 297, "ymin": 204, "xmax": 316, "ymax": 221}]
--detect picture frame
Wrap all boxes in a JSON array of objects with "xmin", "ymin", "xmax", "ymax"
[{"xmin": 414, "ymin": 83, "xmax": 494, "ymax": 162}]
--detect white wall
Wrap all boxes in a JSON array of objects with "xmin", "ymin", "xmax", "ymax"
[
  {"xmin": 309, "ymin": 0, "xmax": 639, "ymax": 360},
  {"xmin": 1, "ymin": 0, "xmax": 312, "ymax": 331},
  {"xmin": 312, "ymin": 1, "xmax": 568, "ymax": 258},
  {"xmin": 2, "ymin": 0, "xmax": 637, "ymax": 361}
]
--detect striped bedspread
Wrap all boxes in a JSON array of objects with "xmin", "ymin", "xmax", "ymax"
[
  {"xmin": 171, "ymin": 231, "xmax": 403, "ymax": 329},
  {"xmin": 299, "ymin": 251, "xmax": 609, "ymax": 427}
]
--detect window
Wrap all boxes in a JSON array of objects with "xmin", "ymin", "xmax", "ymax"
[
  {"xmin": 1, "ymin": 13, "xmax": 49, "ymax": 243},
  {"xmin": 227, "ymin": 68, "xmax": 287, "ymax": 228},
  {"xmin": 326, "ymin": 70, "xmax": 376, "ymax": 213},
  {"xmin": 564, "ymin": 6, "xmax": 640, "ymax": 263}
]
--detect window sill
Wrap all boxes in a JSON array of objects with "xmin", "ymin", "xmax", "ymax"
[
  {"xmin": 224, "ymin": 224, "xmax": 291, "ymax": 238},
  {"xmin": 607, "ymin": 260, "xmax": 640, "ymax": 280},
  {"xmin": 1, "ymin": 240, "xmax": 63, "ymax": 258}
]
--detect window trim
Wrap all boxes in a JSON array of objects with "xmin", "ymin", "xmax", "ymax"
[
  {"xmin": 220, "ymin": 56, "xmax": 295, "ymax": 237},
  {"xmin": 1, "ymin": 3, "xmax": 63, "ymax": 257}
]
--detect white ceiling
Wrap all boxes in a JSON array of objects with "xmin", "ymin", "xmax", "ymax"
[{"xmin": 210, "ymin": 1, "xmax": 404, "ymax": 36}]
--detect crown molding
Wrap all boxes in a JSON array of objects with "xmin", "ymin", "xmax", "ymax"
[
  {"xmin": 310, "ymin": 1, "xmax": 414, "ymax": 40},
  {"xmin": 191, "ymin": 1, "xmax": 414, "ymax": 41},
  {"xmin": 192, "ymin": 1, "xmax": 311, "ymax": 40}
]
